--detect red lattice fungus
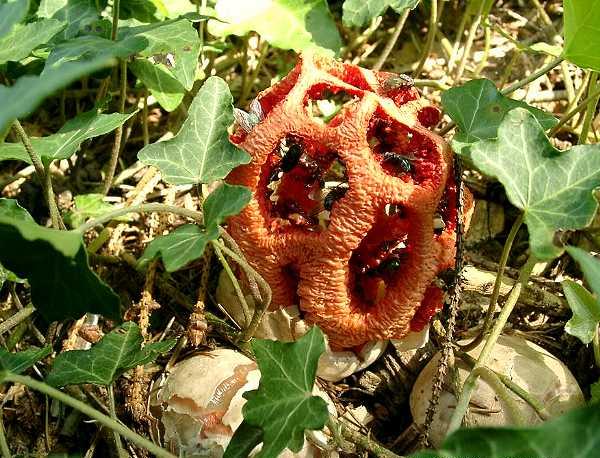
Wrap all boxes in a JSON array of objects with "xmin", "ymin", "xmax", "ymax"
[{"xmin": 226, "ymin": 53, "xmax": 469, "ymax": 348}]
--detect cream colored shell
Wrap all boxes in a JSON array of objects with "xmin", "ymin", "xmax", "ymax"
[
  {"xmin": 154, "ymin": 348, "xmax": 338, "ymax": 457},
  {"xmin": 410, "ymin": 335, "xmax": 585, "ymax": 447}
]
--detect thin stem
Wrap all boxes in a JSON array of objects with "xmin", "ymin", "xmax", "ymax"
[
  {"xmin": 472, "ymin": 366, "xmax": 526, "ymax": 426},
  {"xmin": 219, "ymin": 228, "xmax": 262, "ymax": 303},
  {"xmin": 214, "ymin": 241, "xmax": 272, "ymax": 342},
  {"xmin": 11, "ymin": 120, "xmax": 63, "ymax": 229},
  {"xmin": 548, "ymin": 85, "xmax": 600, "ymax": 136},
  {"xmin": 373, "ymin": 10, "xmax": 410, "ymax": 71},
  {"xmin": 459, "ymin": 214, "xmax": 524, "ymax": 351},
  {"xmin": 413, "ymin": 0, "xmax": 438, "ymax": 76},
  {"xmin": 102, "ymin": 58, "xmax": 127, "ymax": 195},
  {"xmin": 108, "ymin": 384, "xmax": 127, "ymax": 458},
  {"xmin": 110, "ymin": 0, "xmax": 120, "ymax": 41},
  {"xmin": 593, "ymin": 325, "xmax": 600, "ymax": 368},
  {"xmin": 413, "ymin": 79, "xmax": 450, "ymax": 91},
  {"xmin": 500, "ymin": 56, "xmax": 564, "ymax": 95},
  {"xmin": 447, "ymin": 255, "xmax": 537, "ymax": 434},
  {"xmin": 0, "ymin": 412, "xmax": 10, "ymax": 458},
  {"xmin": 448, "ymin": 7, "xmax": 468, "ymax": 72},
  {"xmin": 77, "ymin": 203, "xmax": 204, "ymax": 233},
  {"xmin": 560, "ymin": 61, "xmax": 576, "ymax": 106},
  {"xmin": 2, "ymin": 373, "xmax": 176, "ymax": 458},
  {"xmin": 454, "ymin": 1, "xmax": 485, "ymax": 82},
  {"xmin": 338, "ymin": 420, "xmax": 403, "ymax": 458},
  {"xmin": 212, "ymin": 241, "xmax": 252, "ymax": 325},
  {"xmin": 142, "ymin": 89, "xmax": 149, "ymax": 146},
  {"xmin": 0, "ymin": 305, "xmax": 35, "ymax": 335},
  {"xmin": 578, "ymin": 72, "xmax": 599, "ymax": 145},
  {"xmin": 458, "ymin": 351, "xmax": 549, "ymax": 420},
  {"xmin": 11, "ymin": 120, "xmax": 45, "ymax": 180},
  {"xmin": 239, "ymin": 40, "xmax": 269, "ymax": 106},
  {"xmin": 44, "ymin": 164, "xmax": 64, "ymax": 229},
  {"xmin": 474, "ymin": 25, "xmax": 491, "ymax": 76}
]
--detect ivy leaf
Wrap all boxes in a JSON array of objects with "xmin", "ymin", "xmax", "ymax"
[
  {"xmin": 441, "ymin": 79, "xmax": 558, "ymax": 158},
  {"xmin": 64, "ymin": 194, "xmax": 128, "ymax": 229},
  {"xmin": 46, "ymin": 322, "xmax": 175, "ymax": 387},
  {"xmin": 469, "ymin": 108, "xmax": 600, "ymax": 260},
  {"xmin": 342, "ymin": 0, "xmax": 420, "ymax": 28},
  {"xmin": 0, "ymin": 18, "xmax": 66, "ymax": 65},
  {"xmin": 409, "ymin": 403, "xmax": 600, "ymax": 458},
  {"xmin": 591, "ymin": 380, "xmax": 600, "ymax": 404},
  {"xmin": 562, "ymin": 280, "xmax": 600, "ymax": 344},
  {"xmin": 0, "ymin": 57, "xmax": 115, "ymax": 134},
  {"xmin": 138, "ymin": 183, "xmax": 251, "ymax": 272},
  {"xmin": 563, "ymin": 0, "xmax": 600, "ymax": 71},
  {"xmin": 0, "ymin": 346, "xmax": 52, "ymax": 375},
  {"xmin": 0, "ymin": 217, "xmax": 120, "ymax": 322},
  {"xmin": 129, "ymin": 59, "xmax": 185, "ymax": 112},
  {"xmin": 0, "ymin": 0, "xmax": 29, "ymax": 39},
  {"xmin": 120, "ymin": 0, "xmax": 168, "ymax": 22},
  {"xmin": 44, "ymin": 35, "xmax": 146, "ymax": 70},
  {"xmin": 38, "ymin": 0, "xmax": 100, "ymax": 40},
  {"xmin": 0, "ymin": 108, "xmax": 137, "ymax": 164},
  {"xmin": 0, "ymin": 199, "xmax": 31, "ymax": 288},
  {"xmin": 120, "ymin": 18, "xmax": 201, "ymax": 91},
  {"xmin": 138, "ymin": 76, "xmax": 250, "ymax": 185},
  {"xmin": 208, "ymin": 0, "xmax": 342, "ymax": 55},
  {"xmin": 566, "ymin": 246, "xmax": 600, "ymax": 298},
  {"xmin": 224, "ymin": 326, "xmax": 329, "ymax": 458},
  {"xmin": 0, "ymin": 198, "xmax": 34, "ymax": 222}
]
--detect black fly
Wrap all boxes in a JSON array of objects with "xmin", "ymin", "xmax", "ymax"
[
  {"xmin": 323, "ymin": 184, "xmax": 348, "ymax": 211},
  {"xmin": 382, "ymin": 152, "xmax": 413, "ymax": 173},
  {"xmin": 280, "ymin": 143, "xmax": 303, "ymax": 172}
]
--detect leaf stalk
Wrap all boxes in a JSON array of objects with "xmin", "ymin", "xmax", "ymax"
[
  {"xmin": 1, "ymin": 373, "xmax": 176, "ymax": 458},
  {"xmin": 447, "ymin": 254, "xmax": 537, "ymax": 434}
]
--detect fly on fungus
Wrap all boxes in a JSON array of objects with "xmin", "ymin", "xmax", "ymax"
[{"xmin": 226, "ymin": 53, "xmax": 472, "ymax": 348}]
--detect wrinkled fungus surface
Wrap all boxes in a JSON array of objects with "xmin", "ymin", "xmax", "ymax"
[{"xmin": 227, "ymin": 53, "xmax": 468, "ymax": 348}]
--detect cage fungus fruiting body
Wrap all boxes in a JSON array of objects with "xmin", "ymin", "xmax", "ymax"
[{"xmin": 226, "ymin": 53, "xmax": 465, "ymax": 348}]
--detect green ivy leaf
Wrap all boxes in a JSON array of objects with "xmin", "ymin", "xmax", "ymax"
[
  {"xmin": 0, "ymin": 217, "xmax": 120, "ymax": 322},
  {"xmin": 0, "ymin": 18, "xmax": 66, "ymax": 65},
  {"xmin": 567, "ymin": 246, "xmax": 600, "ymax": 298},
  {"xmin": 0, "ymin": 57, "xmax": 115, "ymax": 134},
  {"xmin": 46, "ymin": 322, "xmax": 175, "ymax": 386},
  {"xmin": 591, "ymin": 380, "xmax": 600, "ymax": 404},
  {"xmin": 120, "ymin": 0, "xmax": 168, "ymax": 22},
  {"xmin": 208, "ymin": 0, "xmax": 342, "ymax": 55},
  {"xmin": 342, "ymin": 0, "xmax": 419, "ymax": 27},
  {"xmin": 563, "ymin": 0, "xmax": 600, "ymax": 72},
  {"xmin": 0, "ymin": 108, "xmax": 137, "ymax": 164},
  {"xmin": 139, "ymin": 183, "xmax": 251, "ymax": 272},
  {"xmin": 441, "ymin": 79, "xmax": 558, "ymax": 158},
  {"xmin": 0, "ymin": 0, "xmax": 29, "ymax": 39},
  {"xmin": 129, "ymin": 59, "xmax": 185, "ymax": 112},
  {"xmin": 64, "ymin": 194, "xmax": 128, "ymax": 229},
  {"xmin": 562, "ymin": 280, "xmax": 600, "ymax": 344},
  {"xmin": 38, "ymin": 0, "xmax": 100, "ymax": 40},
  {"xmin": 44, "ymin": 35, "xmax": 146, "ymax": 70},
  {"xmin": 469, "ymin": 108, "xmax": 600, "ymax": 260},
  {"xmin": 0, "ymin": 198, "xmax": 34, "ymax": 222},
  {"xmin": 0, "ymin": 199, "xmax": 31, "ymax": 288},
  {"xmin": 409, "ymin": 403, "xmax": 600, "ymax": 458},
  {"xmin": 0, "ymin": 345, "xmax": 52, "ymax": 375},
  {"xmin": 120, "ymin": 18, "xmax": 201, "ymax": 91},
  {"xmin": 138, "ymin": 76, "xmax": 250, "ymax": 185},
  {"xmin": 224, "ymin": 327, "xmax": 329, "ymax": 458}
]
